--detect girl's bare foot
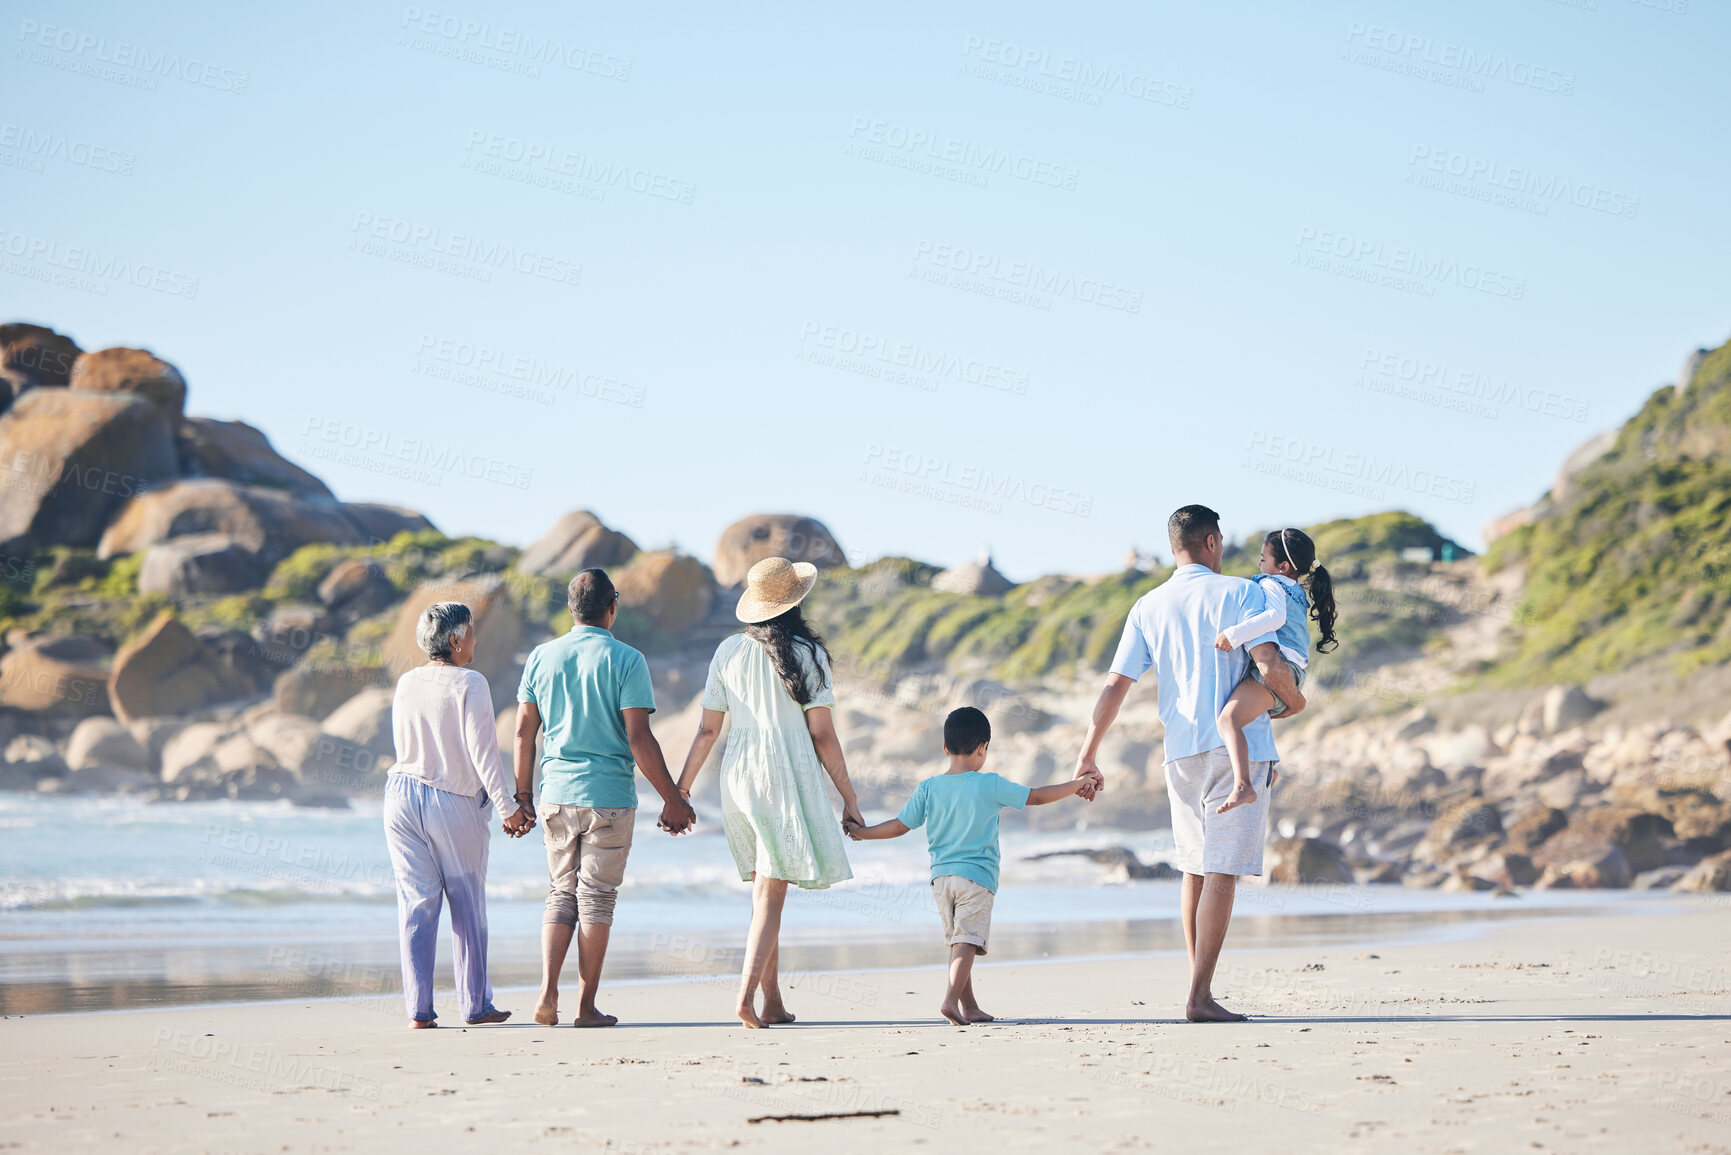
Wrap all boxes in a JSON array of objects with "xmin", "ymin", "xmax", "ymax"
[
  {"xmin": 939, "ymin": 1002, "xmax": 968, "ymax": 1026},
  {"xmin": 464, "ymin": 1009, "xmax": 511, "ymax": 1025},
  {"xmin": 1216, "ymin": 782, "xmax": 1257, "ymax": 814},
  {"xmin": 963, "ymin": 1009, "xmax": 995, "ymax": 1023},
  {"xmin": 533, "ymin": 1004, "xmax": 559, "ymax": 1026},
  {"xmin": 571, "ymin": 1008, "xmax": 618, "ymax": 1028},
  {"xmin": 409, "ymin": 1019, "xmax": 438, "ymax": 1030},
  {"xmin": 737, "ymin": 1003, "xmax": 765, "ymax": 1029}
]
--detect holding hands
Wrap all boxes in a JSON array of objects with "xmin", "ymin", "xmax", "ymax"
[
  {"xmin": 503, "ymin": 801, "xmax": 536, "ymax": 838},
  {"xmin": 1073, "ymin": 757, "xmax": 1105, "ymax": 802},
  {"xmin": 658, "ymin": 793, "xmax": 698, "ymax": 836}
]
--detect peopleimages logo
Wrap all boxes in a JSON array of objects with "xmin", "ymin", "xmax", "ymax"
[
  {"xmin": 15, "ymin": 19, "xmax": 250, "ymax": 93},
  {"xmin": 1294, "ymin": 227, "xmax": 1526, "ymax": 300},
  {"xmin": 1343, "ymin": 22, "xmax": 1575, "ymax": 96},
  {"xmin": 1407, "ymin": 146, "xmax": 1639, "ymax": 219},
  {"xmin": 846, "ymin": 116, "xmax": 1080, "ymax": 190},
  {"xmin": 911, "ymin": 239, "xmax": 1143, "ymax": 313},
  {"xmin": 1243, "ymin": 431, "xmax": 1477, "ymax": 504}
]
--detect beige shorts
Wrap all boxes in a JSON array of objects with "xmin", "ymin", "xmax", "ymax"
[
  {"xmin": 540, "ymin": 804, "xmax": 635, "ymax": 927},
  {"xmin": 933, "ymin": 875, "xmax": 995, "ymax": 956}
]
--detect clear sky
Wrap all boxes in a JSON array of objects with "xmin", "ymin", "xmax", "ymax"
[{"xmin": 3, "ymin": 0, "xmax": 1726, "ymax": 579}]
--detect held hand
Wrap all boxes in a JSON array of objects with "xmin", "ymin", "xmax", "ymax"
[
  {"xmin": 841, "ymin": 801, "xmax": 865, "ymax": 829},
  {"xmin": 1213, "ymin": 631, "xmax": 1233, "ymax": 652},
  {"xmin": 841, "ymin": 818, "xmax": 864, "ymax": 842},
  {"xmin": 658, "ymin": 796, "xmax": 697, "ymax": 836},
  {"xmin": 1073, "ymin": 756, "xmax": 1104, "ymax": 800},
  {"xmin": 502, "ymin": 807, "xmax": 535, "ymax": 838}
]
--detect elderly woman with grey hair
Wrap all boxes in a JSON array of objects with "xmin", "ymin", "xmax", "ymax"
[{"xmin": 384, "ymin": 600, "xmax": 534, "ymax": 1029}]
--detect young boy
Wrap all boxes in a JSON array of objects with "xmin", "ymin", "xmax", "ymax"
[{"xmin": 843, "ymin": 707, "xmax": 1102, "ymax": 1026}]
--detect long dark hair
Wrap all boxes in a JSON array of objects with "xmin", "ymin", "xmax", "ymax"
[
  {"xmin": 745, "ymin": 605, "xmax": 832, "ymax": 705},
  {"xmin": 1266, "ymin": 528, "xmax": 1338, "ymax": 654}
]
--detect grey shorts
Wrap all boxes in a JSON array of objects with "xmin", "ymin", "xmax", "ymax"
[
  {"xmin": 1247, "ymin": 654, "xmax": 1307, "ymax": 717},
  {"xmin": 540, "ymin": 804, "xmax": 635, "ymax": 926},
  {"xmin": 1165, "ymin": 749, "xmax": 1276, "ymax": 877}
]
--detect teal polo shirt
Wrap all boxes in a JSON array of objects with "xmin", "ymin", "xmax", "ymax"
[
  {"xmin": 895, "ymin": 771, "xmax": 1031, "ymax": 893},
  {"xmin": 517, "ymin": 624, "xmax": 656, "ymax": 808}
]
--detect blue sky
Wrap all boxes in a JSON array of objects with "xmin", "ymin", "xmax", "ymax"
[{"xmin": 3, "ymin": 0, "xmax": 1725, "ymax": 578}]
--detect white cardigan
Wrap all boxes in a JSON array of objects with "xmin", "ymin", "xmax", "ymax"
[{"xmin": 390, "ymin": 665, "xmax": 520, "ymax": 816}]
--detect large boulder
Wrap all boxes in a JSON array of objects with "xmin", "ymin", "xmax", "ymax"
[
  {"xmin": 0, "ymin": 322, "xmax": 81, "ymax": 400},
  {"xmin": 712, "ymin": 514, "xmax": 844, "ymax": 587},
  {"xmin": 615, "ymin": 551, "xmax": 714, "ymax": 636},
  {"xmin": 248, "ymin": 712, "xmax": 383, "ymax": 789},
  {"xmin": 1504, "ymin": 805, "xmax": 1568, "ymax": 853},
  {"xmin": 382, "ymin": 576, "xmax": 522, "ymax": 698},
  {"xmin": 1541, "ymin": 684, "xmax": 1600, "ymax": 735},
  {"xmin": 273, "ymin": 663, "xmax": 385, "ymax": 720},
  {"xmin": 65, "ymin": 716, "xmax": 150, "ymax": 772},
  {"xmin": 68, "ymin": 347, "xmax": 187, "ymax": 419},
  {"xmin": 316, "ymin": 558, "xmax": 396, "ymax": 619},
  {"xmin": 107, "ymin": 612, "xmax": 242, "ymax": 723},
  {"xmin": 1533, "ymin": 806, "xmax": 1673, "ymax": 876},
  {"xmin": 97, "ymin": 479, "xmax": 363, "ymax": 566},
  {"xmin": 341, "ymin": 503, "xmax": 435, "ymax": 545},
  {"xmin": 160, "ymin": 722, "xmax": 226, "ymax": 783},
  {"xmin": 320, "ymin": 685, "xmax": 395, "ymax": 757},
  {"xmin": 0, "ymin": 634, "xmax": 111, "ymax": 716},
  {"xmin": 175, "ymin": 417, "xmax": 332, "ymax": 499},
  {"xmin": 1416, "ymin": 799, "xmax": 1503, "ymax": 862},
  {"xmin": 0, "ymin": 390, "xmax": 179, "ymax": 552},
  {"xmin": 1266, "ymin": 836, "xmax": 1353, "ymax": 885},
  {"xmin": 197, "ymin": 627, "xmax": 296, "ymax": 696},
  {"xmin": 137, "ymin": 533, "xmax": 265, "ymax": 596},
  {"xmin": 518, "ymin": 510, "xmax": 638, "ymax": 578},
  {"xmin": 1537, "ymin": 845, "xmax": 1632, "ymax": 890}
]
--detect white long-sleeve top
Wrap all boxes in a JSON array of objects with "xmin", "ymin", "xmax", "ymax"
[
  {"xmin": 390, "ymin": 665, "xmax": 520, "ymax": 816},
  {"xmin": 1218, "ymin": 575, "xmax": 1309, "ymax": 669}
]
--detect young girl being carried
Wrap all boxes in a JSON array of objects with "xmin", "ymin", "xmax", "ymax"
[{"xmin": 1212, "ymin": 527, "xmax": 1338, "ymax": 814}]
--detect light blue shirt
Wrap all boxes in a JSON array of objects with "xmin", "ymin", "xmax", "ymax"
[
  {"xmin": 895, "ymin": 771, "xmax": 1030, "ymax": 893},
  {"xmin": 517, "ymin": 625, "xmax": 656, "ymax": 808},
  {"xmin": 1109, "ymin": 564, "xmax": 1281, "ymax": 765}
]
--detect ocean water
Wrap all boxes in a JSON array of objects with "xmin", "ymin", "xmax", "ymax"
[{"xmin": 0, "ymin": 793, "xmax": 1648, "ymax": 1015}]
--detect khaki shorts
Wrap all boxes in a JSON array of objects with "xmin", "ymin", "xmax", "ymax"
[
  {"xmin": 1165, "ymin": 750, "xmax": 1275, "ymax": 877},
  {"xmin": 540, "ymin": 804, "xmax": 635, "ymax": 927},
  {"xmin": 933, "ymin": 875, "xmax": 995, "ymax": 956}
]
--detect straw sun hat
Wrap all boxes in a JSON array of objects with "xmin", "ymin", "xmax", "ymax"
[{"xmin": 735, "ymin": 556, "xmax": 817, "ymax": 624}]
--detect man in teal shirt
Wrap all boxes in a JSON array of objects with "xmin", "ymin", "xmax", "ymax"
[{"xmin": 515, "ymin": 568, "xmax": 694, "ymax": 1028}]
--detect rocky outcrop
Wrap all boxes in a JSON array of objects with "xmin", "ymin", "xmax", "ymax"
[
  {"xmin": 0, "ymin": 634, "xmax": 111, "ymax": 716},
  {"xmin": 69, "ymin": 347, "xmax": 187, "ymax": 420},
  {"xmin": 518, "ymin": 510, "xmax": 638, "ymax": 578},
  {"xmin": 107, "ymin": 612, "xmax": 243, "ymax": 723},
  {"xmin": 0, "ymin": 322, "xmax": 81, "ymax": 401},
  {"xmin": 176, "ymin": 417, "xmax": 332, "ymax": 499},
  {"xmin": 0, "ymin": 389, "xmax": 179, "ymax": 552},
  {"xmin": 713, "ymin": 514, "xmax": 844, "ymax": 587},
  {"xmin": 615, "ymin": 551, "xmax": 714, "ymax": 636},
  {"xmin": 96, "ymin": 479, "xmax": 363, "ymax": 565},
  {"xmin": 1674, "ymin": 849, "xmax": 1731, "ymax": 892},
  {"xmin": 340, "ymin": 503, "xmax": 435, "ymax": 545},
  {"xmin": 931, "ymin": 550, "xmax": 1013, "ymax": 596},
  {"xmin": 382, "ymin": 576, "xmax": 522, "ymax": 699},
  {"xmin": 138, "ymin": 533, "xmax": 265, "ymax": 596}
]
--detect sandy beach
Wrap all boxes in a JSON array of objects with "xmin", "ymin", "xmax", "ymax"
[{"xmin": 3, "ymin": 901, "xmax": 1728, "ymax": 1153}]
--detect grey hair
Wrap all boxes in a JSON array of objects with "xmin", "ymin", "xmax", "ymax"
[{"xmin": 415, "ymin": 601, "xmax": 473, "ymax": 661}]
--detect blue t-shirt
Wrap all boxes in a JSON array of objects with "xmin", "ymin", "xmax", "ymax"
[
  {"xmin": 895, "ymin": 771, "xmax": 1031, "ymax": 893},
  {"xmin": 517, "ymin": 625, "xmax": 656, "ymax": 808}
]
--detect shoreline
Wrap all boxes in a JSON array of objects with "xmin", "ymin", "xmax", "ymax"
[{"xmin": 2, "ymin": 902, "xmax": 1727, "ymax": 1151}]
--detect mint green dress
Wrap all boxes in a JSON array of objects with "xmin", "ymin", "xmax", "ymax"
[{"xmin": 700, "ymin": 633, "xmax": 853, "ymax": 889}]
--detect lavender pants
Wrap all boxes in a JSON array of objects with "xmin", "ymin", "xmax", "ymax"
[{"xmin": 383, "ymin": 774, "xmax": 497, "ymax": 1023}]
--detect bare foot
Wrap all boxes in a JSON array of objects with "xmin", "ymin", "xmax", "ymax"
[
  {"xmin": 409, "ymin": 1019, "xmax": 438, "ymax": 1030},
  {"xmin": 759, "ymin": 1003, "xmax": 797, "ymax": 1025},
  {"xmin": 464, "ymin": 1009, "xmax": 511, "ymax": 1025},
  {"xmin": 963, "ymin": 1008, "xmax": 995, "ymax": 1023},
  {"xmin": 1185, "ymin": 998, "xmax": 1248, "ymax": 1023},
  {"xmin": 571, "ymin": 1008, "xmax": 619, "ymax": 1028},
  {"xmin": 939, "ymin": 1003, "xmax": 968, "ymax": 1026},
  {"xmin": 1216, "ymin": 782, "xmax": 1257, "ymax": 814},
  {"xmin": 533, "ymin": 1004, "xmax": 559, "ymax": 1026},
  {"xmin": 737, "ymin": 1003, "xmax": 765, "ymax": 1029}
]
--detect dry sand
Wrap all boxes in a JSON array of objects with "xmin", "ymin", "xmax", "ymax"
[{"xmin": 3, "ymin": 902, "xmax": 1729, "ymax": 1153}]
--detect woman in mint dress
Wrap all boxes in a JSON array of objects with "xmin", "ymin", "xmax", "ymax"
[{"xmin": 675, "ymin": 556, "xmax": 861, "ymax": 1028}]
